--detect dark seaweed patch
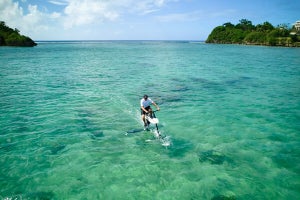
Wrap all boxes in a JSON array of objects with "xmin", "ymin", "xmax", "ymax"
[
  {"xmin": 167, "ymin": 138, "xmax": 194, "ymax": 158},
  {"xmin": 0, "ymin": 142, "xmax": 15, "ymax": 152},
  {"xmin": 191, "ymin": 77, "xmax": 226, "ymax": 92},
  {"xmin": 225, "ymin": 76, "xmax": 251, "ymax": 85},
  {"xmin": 25, "ymin": 191, "xmax": 55, "ymax": 200},
  {"xmin": 198, "ymin": 150, "xmax": 231, "ymax": 165},
  {"xmin": 271, "ymin": 147, "xmax": 300, "ymax": 173},
  {"xmin": 170, "ymin": 85, "xmax": 189, "ymax": 92},
  {"xmin": 155, "ymin": 95, "xmax": 183, "ymax": 105},
  {"xmin": 211, "ymin": 194, "xmax": 236, "ymax": 200},
  {"xmin": 77, "ymin": 109, "xmax": 104, "ymax": 140},
  {"xmin": 91, "ymin": 131, "xmax": 104, "ymax": 139},
  {"xmin": 224, "ymin": 76, "xmax": 253, "ymax": 89},
  {"xmin": 50, "ymin": 144, "xmax": 66, "ymax": 154}
]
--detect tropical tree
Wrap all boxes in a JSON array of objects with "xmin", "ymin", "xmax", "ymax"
[
  {"xmin": 0, "ymin": 21, "xmax": 37, "ymax": 46},
  {"xmin": 236, "ymin": 19, "xmax": 255, "ymax": 31},
  {"xmin": 206, "ymin": 19, "xmax": 299, "ymax": 46},
  {"xmin": 256, "ymin": 21, "xmax": 274, "ymax": 32}
]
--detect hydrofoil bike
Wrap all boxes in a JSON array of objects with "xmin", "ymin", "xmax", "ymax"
[{"xmin": 145, "ymin": 111, "xmax": 171, "ymax": 147}]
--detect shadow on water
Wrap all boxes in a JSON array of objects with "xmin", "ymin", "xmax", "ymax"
[{"xmin": 125, "ymin": 128, "xmax": 144, "ymax": 135}]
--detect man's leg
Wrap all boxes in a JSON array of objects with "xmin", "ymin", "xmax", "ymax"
[
  {"xmin": 142, "ymin": 114, "xmax": 149, "ymax": 130},
  {"xmin": 142, "ymin": 114, "xmax": 146, "ymax": 126},
  {"xmin": 148, "ymin": 107, "xmax": 153, "ymax": 118}
]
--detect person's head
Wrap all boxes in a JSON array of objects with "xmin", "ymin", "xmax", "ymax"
[{"xmin": 143, "ymin": 95, "xmax": 148, "ymax": 100}]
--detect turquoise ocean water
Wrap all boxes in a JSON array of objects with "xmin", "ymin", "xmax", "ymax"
[{"xmin": 0, "ymin": 41, "xmax": 299, "ymax": 199}]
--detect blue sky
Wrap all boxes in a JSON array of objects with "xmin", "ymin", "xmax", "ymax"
[{"xmin": 1, "ymin": 0, "xmax": 299, "ymax": 40}]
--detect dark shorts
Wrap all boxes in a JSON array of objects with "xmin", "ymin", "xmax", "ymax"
[{"xmin": 141, "ymin": 106, "xmax": 151, "ymax": 115}]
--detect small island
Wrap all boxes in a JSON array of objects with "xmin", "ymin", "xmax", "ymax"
[
  {"xmin": 206, "ymin": 19, "xmax": 300, "ymax": 47},
  {"xmin": 0, "ymin": 21, "xmax": 37, "ymax": 47}
]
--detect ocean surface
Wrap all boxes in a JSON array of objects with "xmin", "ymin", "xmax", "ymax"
[{"xmin": 0, "ymin": 41, "xmax": 299, "ymax": 199}]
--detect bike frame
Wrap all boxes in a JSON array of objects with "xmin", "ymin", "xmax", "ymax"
[{"xmin": 146, "ymin": 110, "xmax": 160, "ymax": 135}]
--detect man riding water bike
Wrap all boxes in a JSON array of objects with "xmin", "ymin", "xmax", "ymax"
[{"xmin": 140, "ymin": 95, "xmax": 160, "ymax": 130}]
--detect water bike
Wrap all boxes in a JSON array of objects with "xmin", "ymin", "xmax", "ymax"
[
  {"xmin": 144, "ymin": 111, "xmax": 164, "ymax": 137},
  {"xmin": 144, "ymin": 110, "xmax": 171, "ymax": 147},
  {"xmin": 125, "ymin": 110, "xmax": 171, "ymax": 147}
]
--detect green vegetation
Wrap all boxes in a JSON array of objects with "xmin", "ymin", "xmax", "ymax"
[
  {"xmin": 206, "ymin": 19, "xmax": 300, "ymax": 47},
  {"xmin": 0, "ymin": 21, "xmax": 37, "ymax": 47}
]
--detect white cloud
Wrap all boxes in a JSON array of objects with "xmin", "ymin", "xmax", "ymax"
[
  {"xmin": 0, "ymin": 0, "xmax": 178, "ymax": 39},
  {"xmin": 61, "ymin": 0, "xmax": 174, "ymax": 28},
  {"xmin": 154, "ymin": 0, "xmax": 166, "ymax": 7},
  {"xmin": 129, "ymin": 0, "xmax": 172, "ymax": 15},
  {"xmin": 156, "ymin": 11, "xmax": 203, "ymax": 22},
  {"xmin": 156, "ymin": 9, "xmax": 236, "ymax": 23},
  {"xmin": 0, "ymin": 0, "xmax": 59, "ymax": 39},
  {"xmin": 63, "ymin": 0, "xmax": 119, "ymax": 28},
  {"xmin": 0, "ymin": 0, "xmax": 23, "ymax": 21},
  {"xmin": 48, "ymin": 0, "xmax": 68, "ymax": 6}
]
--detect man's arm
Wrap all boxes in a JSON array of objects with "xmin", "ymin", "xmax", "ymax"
[
  {"xmin": 141, "ymin": 106, "xmax": 149, "ymax": 113},
  {"xmin": 152, "ymin": 102, "xmax": 160, "ymax": 111}
]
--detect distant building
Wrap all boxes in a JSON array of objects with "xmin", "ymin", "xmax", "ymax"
[
  {"xmin": 295, "ymin": 21, "xmax": 300, "ymax": 31},
  {"xmin": 290, "ymin": 20, "xmax": 300, "ymax": 35}
]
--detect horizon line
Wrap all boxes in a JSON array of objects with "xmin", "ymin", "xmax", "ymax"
[{"xmin": 35, "ymin": 39, "xmax": 206, "ymax": 42}]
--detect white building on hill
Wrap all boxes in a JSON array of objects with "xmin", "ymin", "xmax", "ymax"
[
  {"xmin": 294, "ymin": 21, "xmax": 300, "ymax": 30},
  {"xmin": 290, "ymin": 20, "xmax": 300, "ymax": 35}
]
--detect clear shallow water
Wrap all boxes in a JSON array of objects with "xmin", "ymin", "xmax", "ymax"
[{"xmin": 0, "ymin": 41, "xmax": 299, "ymax": 199}]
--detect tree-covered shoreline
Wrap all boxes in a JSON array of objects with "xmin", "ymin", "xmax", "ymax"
[
  {"xmin": 206, "ymin": 19, "xmax": 300, "ymax": 47},
  {"xmin": 0, "ymin": 21, "xmax": 37, "ymax": 47}
]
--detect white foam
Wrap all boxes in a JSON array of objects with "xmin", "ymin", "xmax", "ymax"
[{"xmin": 160, "ymin": 136, "xmax": 172, "ymax": 147}]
